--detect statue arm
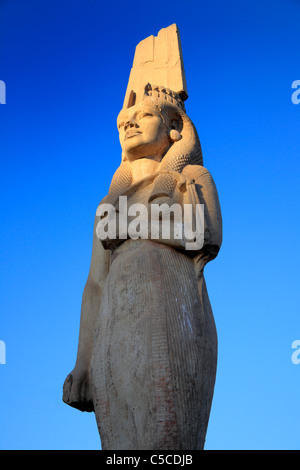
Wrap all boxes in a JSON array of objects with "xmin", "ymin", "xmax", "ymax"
[
  {"xmin": 176, "ymin": 164, "xmax": 222, "ymax": 265},
  {"xmin": 191, "ymin": 165, "xmax": 223, "ymax": 269},
  {"xmin": 63, "ymin": 211, "xmax": 110, "ymax": 412}
]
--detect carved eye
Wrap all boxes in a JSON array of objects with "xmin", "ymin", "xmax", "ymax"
[
  {"xmin": 138, "ymin": 112, "xmax": 153, "ymax": 119},
  {"xmin": 118, "ymin": 121, "xmax": 125, "ymax": 129}
]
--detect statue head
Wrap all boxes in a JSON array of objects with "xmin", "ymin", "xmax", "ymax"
[
  {"xmin": 117, "ymin": 85, "xmax": 186, "ymax": 163},
  {"xmin": 117, "ymin": 100, "xmax": 171, "ymax": 162},
  {"xmin": 106, "ymin": 84, "xmax": 203, "ymax": 206},
  {"xmin": 117, "ymin": 84, "xmax": 202, "ymax": 168}
]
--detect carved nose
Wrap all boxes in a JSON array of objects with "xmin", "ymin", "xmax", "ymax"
[{"xmin": 124, "ymin": 120, "xmax": 138, "ymax": 131}]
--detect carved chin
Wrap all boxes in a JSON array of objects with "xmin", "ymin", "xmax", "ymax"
[{"xmin": 123, "ymin": 139, "xmax": 144, "ymax": 155}]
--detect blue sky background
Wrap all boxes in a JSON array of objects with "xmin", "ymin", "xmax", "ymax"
[{"xmin": 0, "ymin": 0, "xmax": 299, "ymax": 450}]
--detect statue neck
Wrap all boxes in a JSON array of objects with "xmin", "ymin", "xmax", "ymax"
[{"xmin": 129, "ymin": 157, "xmax": 161, "ymax": 184}]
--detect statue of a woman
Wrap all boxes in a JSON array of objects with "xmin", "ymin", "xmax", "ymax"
[{"xmin": 63, "ymin": 82, "xmax": 222, "ymax": 450}]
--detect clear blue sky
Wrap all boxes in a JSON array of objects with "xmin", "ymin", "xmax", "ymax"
[{"xmin": 0, "ymin": 0, "xmax": 299, "ymax": 450}]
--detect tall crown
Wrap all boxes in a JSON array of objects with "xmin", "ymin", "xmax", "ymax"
[
  {"xmin": 143, "ymin": 83, "xmax": 186, "ymax": 112},
  {"xmin": 123, "ymin": 24, "xmax": 188, "ymax": 111}
]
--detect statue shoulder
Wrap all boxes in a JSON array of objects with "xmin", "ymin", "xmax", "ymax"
[{"xmin": 182, "ymin": 164, "xmax": 213, "ymax": 183}]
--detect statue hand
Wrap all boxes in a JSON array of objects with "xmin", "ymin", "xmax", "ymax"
[{"xmin": 63, "ymin": 365, "xmax": 94, "ymax": 412}]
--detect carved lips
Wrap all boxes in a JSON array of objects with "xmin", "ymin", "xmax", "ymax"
[{"xmin": 125, "ymin": 129, "xmax": 142, "ymax": 140}]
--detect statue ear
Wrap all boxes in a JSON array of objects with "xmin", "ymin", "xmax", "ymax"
[
  {"xmin": 169, "ymin": 118, "xmax": 182, "ymax": 142},
  {"xmin": 169, "ymin": 129, "xmax": 182, "ymax": 142}
]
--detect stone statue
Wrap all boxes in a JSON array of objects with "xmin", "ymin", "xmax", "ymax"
[{"xmin": 63, "ymin": 24, "xmax": 222, "ymax": 450}]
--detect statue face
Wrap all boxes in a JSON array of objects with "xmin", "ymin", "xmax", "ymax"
[{"xmin": 117, "ymin": 102, "xmax": 170, "ymax": 161}]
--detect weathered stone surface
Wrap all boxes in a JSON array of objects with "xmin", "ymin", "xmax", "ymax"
[{"xmin": 63, "ymin": 24, "xmax": 222, "ymax": 450}]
